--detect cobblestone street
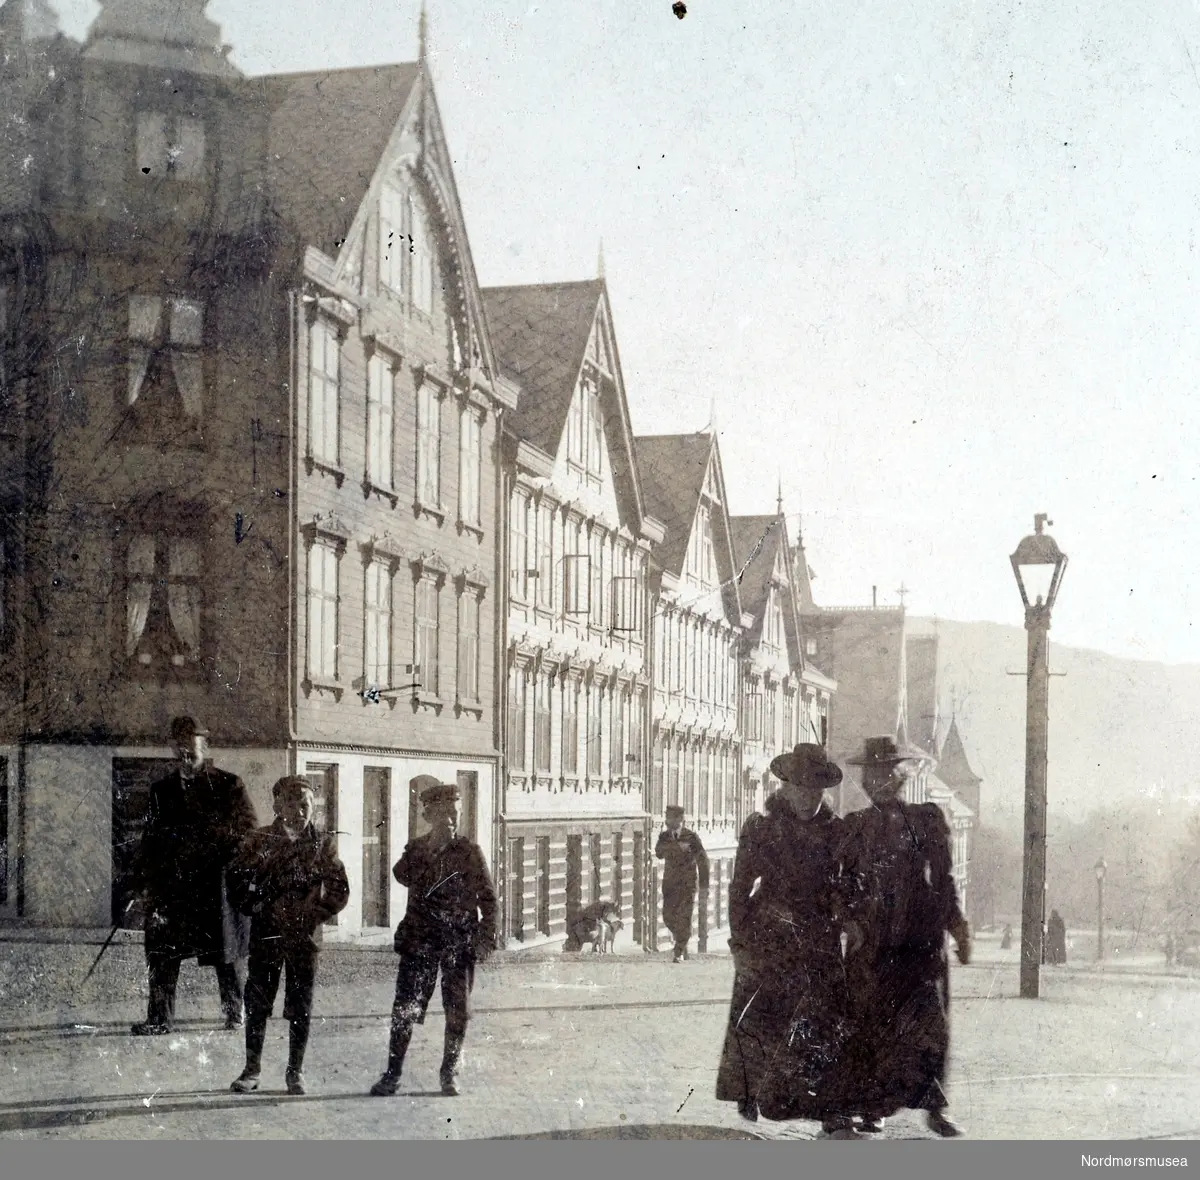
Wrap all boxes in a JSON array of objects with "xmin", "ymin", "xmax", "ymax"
[{"xmin": 2, "ymin": 932, "xmax": 1199, "ymax": 1140}]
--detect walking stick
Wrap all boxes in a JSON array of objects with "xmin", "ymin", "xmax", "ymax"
[{"xmin": 84, "ymin": 899, "xmax": 135, "ymax": 983}]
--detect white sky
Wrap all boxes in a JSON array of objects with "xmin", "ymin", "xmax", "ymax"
[{"xmin": 46, "ymin": 0, "xmax": 1200, "ymax": 665}]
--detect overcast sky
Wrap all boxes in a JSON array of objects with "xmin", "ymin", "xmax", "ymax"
[{"xmin": 46, "ymin": 0, "xmax": 1200, "ymax": 665}]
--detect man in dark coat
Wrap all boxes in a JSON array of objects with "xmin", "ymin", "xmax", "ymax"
[
  {"xmin": 836, "ymin": 735, "xmax": 971, "ymax": 1138},
  {"xmin": 716, "ymin": 744, "xmax": 852, "ymax": 1132},
  {"xmin": 227, "ymin": 776, "xmax": 350, "ymax": 1096},
  {"xmin": 1047, "ymin": 909, "xmax": 1067, "ymax": 965},
  {"xmin": 371, "ymin": 781, "xmax": 497, "ymax": 1098},
  {"xmin": 656, "ymin": 804, "xmax": 710, "ymax": 962},
  {"xmin": 130, "ymin": 716, "xmax": 258, "ymax": 1035}
]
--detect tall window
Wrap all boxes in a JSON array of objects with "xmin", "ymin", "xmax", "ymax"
[
  {"xmin": 410, "ymin": 197, "xmax": 436, "ymax": 316},
  {"xmin": 666, "ymin": 739, "xmax": 680, "ymax": 807},
  {"xmin": 567, "ymin": 376, "xmax": 604, "ymax": 481},
  {"xmin": 308, "ymin": 318, "xmax": 340, "ymax": 465},
  {"xmin": 509, "ymin": 492, "xmax": 529, "ymax": 601},
  {"xmin": 630, "ymin": 688, "xmax": 643, "ymax": 779},
  {"xmin": 414, "ymin": 577, "xmax": 440, "ymax": 696},
  {"xmin": 457, "ymin": 591, "xmax": 480, "ymax": 703},
  {"xmin": 562, "ymin": 682, "xmax": 579, "ymax": 774},
  {"xmin": 688, "ymin": 504, "xmax": 716, "ymax": 584},
  {"xmin": 417, "ymin": 381, "xmax": 441, "ymax": 507},
  {"xmin": 364, "ymin": 560, "xmax": 392, "ymax": 690},
  {"xmin": 783, "ymin": 692, "xmax": 795, "ymax": 747},
  {"xmin": 128, "ymin": 295, "xmax": 203, "ymax": 419},
  {"xmin": 651, "ymin": 736, "xmax": 664, "ymax": 814},
  {"xmin": 126, "ymin": 533, "xmax": 202, "ymax": 669},
  {"xmin": 508, "ymin": 666, "xmax": 527, "ymax": 771},
  {"xmin": 764, "ymin": 589, "xmax": 785, "ymax": 651},
  {"xmin": 459, "ymin": 408, "xmax": 483, "ymax": 528},
  {"xmin": 378, "ymin": 184, "xmax": 405, "ymax": 292},
  {"xmin": 699, "ymin": 747, "xmax": 711, "ymax": 819},
  {"xmin": 587, "ymin": 683, "xmax": 603, "ymax": 776},
  {"xmin": 307, "ymin": 542, "xmax": 340, "ymax": 680},
  {"xmin": 535, "ymin": 500, "xmax": 553, "ymax": 608},
  {"xmin": 136, "ymin": 112, "xmax": 205, "ymax": 180},
  {"xmin": 589, "ymin": 531, "xmax": 604, "ymax": 629},
  {"xmin": 766, "ymin": 687, "xmax": 778, "ymax": 750},
  {"xmin": 366, "ymin": 355, "xmax": 394, "ymax": 489},
  {"xmin": 534, "ymin": 673, "xmax": 552, "ymax": 773},
  {"xmin": 609, "ymin": 690, "xmax": 626, "ymax": 777}
]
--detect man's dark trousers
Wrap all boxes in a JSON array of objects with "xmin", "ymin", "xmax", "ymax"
[{"xmin": 147, "ymin": 953, "xmax": 244, "ymax": 1028}]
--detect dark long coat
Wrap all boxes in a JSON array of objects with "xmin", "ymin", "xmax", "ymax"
[
  {"xmin": 655, "ymin": 827, "xmax": 710, "ymax": 943},
  {"xmin": 715, "ymin": 796, "xmax": 851, "ymax": 1121},
  {"xmin": 226, "ymin": 819, "xmax": 351, "ymax": 952},
  {"xmin": 834, "ymin": 800, "xmax": 965, "ymax": 1118},
  {"xmin": 134, "ymin": 766, "xmax": 258, "ymax": 965}
]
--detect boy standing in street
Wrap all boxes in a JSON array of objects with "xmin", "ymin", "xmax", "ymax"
[
  {"xmin": 371, "ymin": 782, "xmax": 497, "ymax": 1098},
  {"xmin": 227, "ymin": 776, "xmax": 349, "ymax": 1096}
]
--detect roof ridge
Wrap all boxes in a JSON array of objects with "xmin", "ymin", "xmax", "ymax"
[{"xmin": 252, "ymin": 61, "xmax": 417, "ymax": 82}]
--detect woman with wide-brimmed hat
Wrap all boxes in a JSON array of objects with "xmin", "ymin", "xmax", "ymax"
[
  {"xmin": 834, "ymin": 735, "xmax": 971, "ymax": 1138},
  {"xmin": 715, "ymin": 743, "xmax": 855, "ymax": 1134}
]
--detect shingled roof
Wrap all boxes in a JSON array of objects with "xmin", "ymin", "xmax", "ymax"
[
  {"xmin": 632, "ymin": 433, "xmax": 713, "ymax": 578},
  {"xmin": 481, "ymin": 280, "xmax": 603, "ymax": 458},
  {"xmin": 937, "ymin": 716, "xmax": 983, "ymax": 790},
  {"xmin": 254, "ymin": 63, "xmax": 419, "ymax": 258},
  {"xmin": 728, "ymin": 514, "xmax": 786, "ymax": 621}
]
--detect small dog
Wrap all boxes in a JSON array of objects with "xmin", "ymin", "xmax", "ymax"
[{"xmin": 567, "ymin": 916, "xmax": 623, "ymax": 954}]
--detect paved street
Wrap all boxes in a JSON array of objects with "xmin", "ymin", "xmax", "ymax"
[{"xmin": 1, "ymin": 931, "xmax": 1199, "ymax": 1140}]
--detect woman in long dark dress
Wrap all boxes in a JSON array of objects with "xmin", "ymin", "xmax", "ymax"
[
  {"xmin": 836, "ymin": 736, "xmax": 971, "ymax": 1138},
  {"xmin": 715, "ymin": 743, "xmax": 853, "ymax": 1135}
]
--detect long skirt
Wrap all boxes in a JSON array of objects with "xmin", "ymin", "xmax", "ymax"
[
  {"xmin": 715, "ymin": 953, "xmax": 850, "ymax": 1121},
  {"xmin": 835, "ymin": 939, "xmax": 951, "ymax": 1117}
]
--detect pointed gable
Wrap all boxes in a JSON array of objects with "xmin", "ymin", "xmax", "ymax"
[
  {"xmin": 633, "ymin": 432, "xmax": 742, "ymax": 624},
  {"xmin": 484, "ymin": 279, "xmax": 645, "ymax": 528},
  {"xmin": 256, "ymin": 64, "xmax": 420, "ymax": 260}
]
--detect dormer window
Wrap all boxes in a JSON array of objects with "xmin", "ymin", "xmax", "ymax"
[{"xmin": 136, "ymin": 113, "xmax": 205, "ymax": 181}]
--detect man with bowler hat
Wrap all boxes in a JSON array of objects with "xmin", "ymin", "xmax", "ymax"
[
  {"xmin": 130, "ymin": 716, "xmax": 258, "ymax": 1035},
  {"xmin": 656, "ymin": 804, "xmax": 710, "ymax": 962},
  {"xmin": 371, "ymin": 781, "xmax": 497, "ymax": 1097}
]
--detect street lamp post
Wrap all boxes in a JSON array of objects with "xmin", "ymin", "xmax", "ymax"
[
  {"xmin": 1010, "ymin": 514, "xmax": 1068, "ymax": 1000},
  {"xmin": 1095, "ymin": 858, "xmax": 1107, "ymax": 961}
]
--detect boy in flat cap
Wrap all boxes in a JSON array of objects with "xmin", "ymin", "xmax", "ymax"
[
  {"xmin": 656, "ymin": 804, "xmax": 710, "ymax": 962},
  {"xmin": 226, "ymin": 776, "xmax": 349, "ymax": 1095},
  {"xmin": 371, "ymin": 782, "xmax": 497, "ymax": 1098},
  {"xmin": 129, "ymin": 716, "xmax": 258, "ymax": 1035}
]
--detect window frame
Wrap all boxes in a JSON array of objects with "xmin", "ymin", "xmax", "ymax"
[
  {"xmin": 306, "ymin": 537, "xmax": 342, "ymax": 686},
  {"xmin": 365, "ymin": 351, "xmax": 397, "ymax": 494},
  {"xmin": 307, "ymin": 316, "xmax": 342, "ymax": 470}
]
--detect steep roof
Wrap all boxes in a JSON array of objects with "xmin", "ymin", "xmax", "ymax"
[
  {"xmin": 728, "ymin": 514, "xmax": 784, "ymax": 621},
  {"xmin": 633, "ymin": 433, "xmax": 713, "ymax": 577},
  {"xmin": 482, "ymin": 280, "xmax": 603, "ymax": 458},
  {"xmin": 254, "ymin": 63, "xmax": 419, "ymax": 257},
  {"xmin": 938, "ymin": 716, "xmax": 983, "ymax": 790}
]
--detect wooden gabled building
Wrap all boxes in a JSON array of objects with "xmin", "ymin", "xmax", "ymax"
[
  {"xmin": 483, "ymin": 279, "xmax": 663, "ymax": 950},
  {"xmin": 633, "ymin": 432, "xmax": 745, "ymax": 949}
]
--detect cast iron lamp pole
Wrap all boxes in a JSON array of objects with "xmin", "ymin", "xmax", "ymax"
[
  {"xmin": 1010, "ymin": 514, "xmax": 1068, "ymax": 999},
  {"xmin": 1095, "ymin": 857, "xmax": 1107, "ymax": 962}
]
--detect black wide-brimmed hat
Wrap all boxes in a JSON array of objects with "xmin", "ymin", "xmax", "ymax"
[
  {"xmin": 846, "ymin": 735, "xmax": 933, "ymax": 768},
  {"xmin": 420, "ymin": 782, "xmax": 461, "ymax": 806},
  {"xmin": 170, "ymin": 715, "xmax": 209, "ymax": 742},
  {"xmin": 769, "ymin": 743, "xmax": 843, "ymax": 789}
]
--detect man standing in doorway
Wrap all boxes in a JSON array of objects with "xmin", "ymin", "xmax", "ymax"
[
  {"xmin": 656, "ymin": 804, "xmax": 710, "ymax": 962},
  {"xmin": 130, "ymin": 716, "xmax": 258, "ymax": 1035}
]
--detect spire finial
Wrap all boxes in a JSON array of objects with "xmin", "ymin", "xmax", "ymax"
[
  {"xmin": 704, "ymin": 396, "xmax": 718, "ymax": 433},
  {"xmin": 597, "ymin": 237, "xmax": 606, "ymax": 280},
  {"xmin": 776, "ymin": 476, "xmax": 783, "ymax": 517},
  {"xmin": 418, "ymin": 0, "xmax": 429, "ymax": 67}
]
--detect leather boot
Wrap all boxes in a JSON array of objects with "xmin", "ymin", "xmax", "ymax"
[
  {"xmin": 440, "ymin": 1028, "xmax": 466, "ymax": 1096},
  {"xmin": 371, "ymin": 1021, "xmax": 413, "ymax": 1097}
]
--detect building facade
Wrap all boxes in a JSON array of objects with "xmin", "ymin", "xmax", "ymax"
[
  {"xmin": 484, "ymin": 280, "xmax": 662, "ymax": 950},
  {"xmin": 634, "ymin": 433, "xmax": 746, "ymax": 949},
  {"xmin": 0, "ymin": 1, "xmax": 515, "ymax": 940}
]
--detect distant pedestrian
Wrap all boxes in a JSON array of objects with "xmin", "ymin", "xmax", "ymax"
[
  {"xmin": 226, "ymin": 777, "xmax": 349, "ymax": 1096},
  {"xmin": 1047, "ymin": 910, "xmax": 1067, "ymax": 965},
  {"xmin": 129, "ymin": 717, "xmax": 258, "ymax": 1035},
  {"xmin": 715, "ymin": 744, "xmax": 854, "ymax": 1134},
  {"xmin": 835, "ymin": 736, "xmax": 971, "ymax": 1139},
  {"xmin": 656, "ymin": 805, "xmax": 710, "ymax": 962},
  {"xmin": 371, "ymin": 782, "xmax": 497, "ymax": 1098},
  {"xmin": 1000, "ymin": 923, "xmax": 1013, "ymax": 950},
  {"xmin": 1164, "ymin": 933, "xmax": 1176, "ymax": 966}
]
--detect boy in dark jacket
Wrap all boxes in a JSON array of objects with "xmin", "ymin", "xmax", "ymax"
[
  {"xmin": 370, "ymin": 781, "xmax": 497, "ymax": 1098},
  {"xmin": 226, "ymin": 776, "xmax": 349, "ymax": 1096}
]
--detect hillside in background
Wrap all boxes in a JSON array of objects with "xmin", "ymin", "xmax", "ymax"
[{"xmin": 908, "ymin": 617, "xmax": 1200, "ymax": 829}]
